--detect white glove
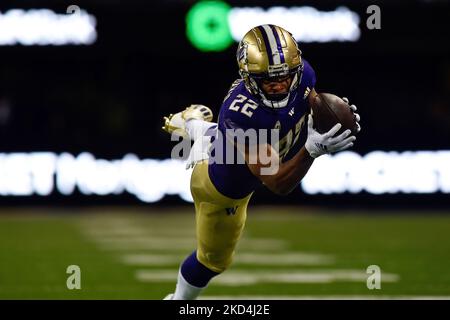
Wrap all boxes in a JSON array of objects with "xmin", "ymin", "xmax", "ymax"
[
  {"xmin": 305, "ymin": 114, "xmax": 356, "ymax": 158},
  {"xmin": 342, "ymin": 97, "xmax": 361, "ymax": 133}
]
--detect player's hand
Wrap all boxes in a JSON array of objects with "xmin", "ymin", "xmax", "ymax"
[
  {"xmin": 305, "ymin": 114, "xmax": 356, "ymax": 158},
  {"xmin": 342, "ymin": 97, "xmax": 361, "ymax": 133}
]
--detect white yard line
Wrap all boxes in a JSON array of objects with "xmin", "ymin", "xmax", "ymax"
[
  {"xmin": 236, "ymin": 253, "xmax": 334, "ymax": 265},
  {"xmin": 93, "ymin": 237, "xmax": 287, "ymax": 251},
  {"xmin": 122, "ymin": 252, "xmax": 334, "ymax": 266},
  {"xmin": 238, "ymin": 239, "xmax": 288, "ymax": 250},
  {"xmin": 82, "ymin": 227, "xmax": 151, "ymax": 237},
  {"xmin": 93, "ymin": 236, "xmax": 195, "ymax": 243},
  {"xmin": 94, "ymin": 237, "xmax": 196, "ymax": 251},
  {"xmin": 122, "ymin": 254, "xmax": 183, "ymax": 265},
  {"xmin": 97, "ymin": 241, "xmax": 195, "ymax": 251},
  {"xmin": 135, "ymin": 269, "xmax": 399, "ymax": 285},
  {"xmin": 81, "ymin": 227, "xmax": 196, "ymax": 238}
]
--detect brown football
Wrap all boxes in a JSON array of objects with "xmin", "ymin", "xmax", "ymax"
[{"xmin": 311, "ymin": 93, "xmax": 358, "ymax": 135}]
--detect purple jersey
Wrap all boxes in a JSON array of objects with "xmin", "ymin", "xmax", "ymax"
[{"xmin": 208, "ymin": 59, "xmax": 316, "ymax": 199}]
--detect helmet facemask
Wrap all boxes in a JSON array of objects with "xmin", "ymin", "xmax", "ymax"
[{"xmin": 242, "ymin": 62, "xmax": 304, "ymax": 109}]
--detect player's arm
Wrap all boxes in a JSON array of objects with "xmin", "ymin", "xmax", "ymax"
[
  {"xmin": 241, "ymin": 120, "xmax": 354, "ymax": 195},
  {"xmin": 238, "ymin": 86, "xmax": 356, "ymax": 195},
  {"xmin": 257, "ymin": 88, "xmax": 318, "ymax": 195},
  {"xmin": 308, "ymin": 88, "xmax": 319, "ymax": 107},
  {"xmin": 244, "ymin": 142, "xmax": 314, "ymax": 195}
]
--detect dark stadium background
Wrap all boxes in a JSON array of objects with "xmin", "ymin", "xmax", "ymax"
[
  {"xmin": 0, "ymin": 0, "xmax": 449, "ymax": 302},
  {"xmin": 0, "ymin": 0, "xmax": 448, "ymax": 208}
]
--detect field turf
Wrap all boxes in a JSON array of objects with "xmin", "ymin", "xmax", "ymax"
[{"xmin": 0, "ymin": 206, "xmax": 449, "ymax": 299}]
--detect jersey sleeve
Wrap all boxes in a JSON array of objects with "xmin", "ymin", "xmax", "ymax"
[
  {"xmin": 219, "ymin": 82, "xmax": 259, "ymax": 132},
  {"xmin": 218, "ymin": 83, "xmax": 263, "ymax": 150},
  {"xmin": 302, "ymin": 59, "xmax": 317, "ymax": 90},
  {"xmin": 221, "ymin": 105, "xmax": 255, "ymax": 132}
]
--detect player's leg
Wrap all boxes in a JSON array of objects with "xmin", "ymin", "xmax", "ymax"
[
  {"xmin": 170, "ymin": 179, "xmax": 219, "ymax": 300},
  {"xmin": 170, "ymin": 160, "xmax": 252, "ymax": 300},
  {"xmin": 162, "ymin": 104, "xmax": 218, "ymax": 169},
  {"xmin": 186, "ymin": 119, "xmax": 217, "ymax": 141},
  {"xmin": 172, "ymin": 200, "xmax": 250, "ymax": 300},
  {"xmin": 162, "ymin": 104, "xmax": 215, "ymax": 140},
  {"xmin": 195, "ymin": 200, "xmax": 249, "ymax": 274}
]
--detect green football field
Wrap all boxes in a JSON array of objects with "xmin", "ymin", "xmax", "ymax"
[{"xmin": 1, "ymin": 206, "xmax": 450, "ymax": 299}]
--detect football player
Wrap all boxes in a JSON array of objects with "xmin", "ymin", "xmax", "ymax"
[{"xmin": 161, "ymin": 24, "xmax": 361, "ymax": 300}]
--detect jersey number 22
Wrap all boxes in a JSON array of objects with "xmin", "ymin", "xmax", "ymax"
[{"xmin": 229, "ymin": 94, "xmax": 258, "ymax": 118}]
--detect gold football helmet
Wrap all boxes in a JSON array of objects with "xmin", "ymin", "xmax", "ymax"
[{"xmin": 237, "ymin": 24, "xmax": 304, "ymax": 108}]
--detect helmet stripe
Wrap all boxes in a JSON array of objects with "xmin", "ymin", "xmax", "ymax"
[
  {"xmin": 269, "ymin": 25, "xmax": 285, "ymax": 64},
  {"xmin": 257, "ymin": 26, "xmax": 274, "ymax": 66},
  {"xmin": 261, "ymin": 25, "xmax": 281, "ymax": 65}
]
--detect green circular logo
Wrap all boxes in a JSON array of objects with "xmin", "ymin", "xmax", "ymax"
[{"xmin": 186, "ymin": 1, "xmax": 233, "ymax": 52}]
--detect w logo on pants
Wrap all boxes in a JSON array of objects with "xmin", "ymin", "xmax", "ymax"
[{"xmin": 225, "ymin": 206, "xmax": 239, "ymax": 216}]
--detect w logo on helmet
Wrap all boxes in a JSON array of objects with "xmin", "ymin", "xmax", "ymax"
[
  {"xmin": 236, "ymin": 42, "xmax": 247, "ymax": 64},
  {"xmin": 226, "ymin": 206, "xmax": 239, "ymax": 215}
]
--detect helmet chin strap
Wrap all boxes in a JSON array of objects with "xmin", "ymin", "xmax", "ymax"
[
  {"xmin": 261, "ymin": 93, "xmax": 290, "ymax": 108},
  {"xmin": 257, "ymin": 72, "xmax": 300, "ymax": 109}
]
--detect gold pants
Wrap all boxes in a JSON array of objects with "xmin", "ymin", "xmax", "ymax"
[{"xmin": 190, "ymin": 160, "xmax": 253, "ymax": 273}]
